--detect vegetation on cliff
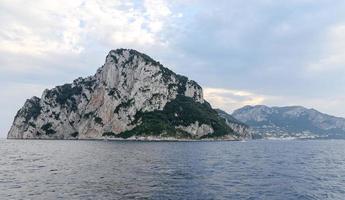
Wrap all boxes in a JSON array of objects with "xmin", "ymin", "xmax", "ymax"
[{"xmin": 117, "ymin": 95, "xmax": 235, "ymax": 139}]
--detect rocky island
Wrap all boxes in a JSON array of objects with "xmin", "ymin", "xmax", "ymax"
[{"xmin": 8, "ymin": 49, "xmax": 251, "ymax": 140}]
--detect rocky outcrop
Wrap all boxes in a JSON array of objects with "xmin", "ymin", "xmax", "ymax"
[
  {"xmin": 176, "ymin": 121, "xmax": 214, "ymax": 138},
  {"xmin": 8, "ymin": 49, "xmax": 246, "ymax": 140},
  {"xmin": 216, "ymin": 109, "xmax": 252, "ymax": 139},
  {"xmin": 233, "ymin": 105, "xmax": 345, "ymax": 139}
]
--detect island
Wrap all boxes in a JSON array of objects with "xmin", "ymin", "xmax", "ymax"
[{"xmin": 8, "ymin": 49, "xmax": 251, "ymax": 140}]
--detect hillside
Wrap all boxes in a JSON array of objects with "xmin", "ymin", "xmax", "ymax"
[{"xmin": 233, "ymin": 105, "xmax": 345, "ymax": 139}]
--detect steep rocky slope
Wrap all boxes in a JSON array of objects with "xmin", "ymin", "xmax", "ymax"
[
  {"xmin": 8, "ymin": 49, "xmax": 249, "ymax": 140},
  {"xmin": 216, "ymin": 109, "xmax": 252, "ymax": 139},
  {"xmin": 233, "ymin": 105, "xmax": 345, "ymax": 139}
]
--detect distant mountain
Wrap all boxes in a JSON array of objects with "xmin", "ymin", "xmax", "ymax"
[
  {"xmin": 8, "ymin": 49, "xmax": 250, "ymax": 140},
  {"xmin": 232, "ymin": 105, "xmax": 345, "ymax": 139}
]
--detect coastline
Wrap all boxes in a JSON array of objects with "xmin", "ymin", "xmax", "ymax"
[{"xmin": 6, "ymin": 136, "xmax": 243, "ymax": 142}]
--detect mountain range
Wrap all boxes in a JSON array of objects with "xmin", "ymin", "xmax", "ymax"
[{"xmin": 232, "ymin": 105, "xmax": 345, "ymax": 139}]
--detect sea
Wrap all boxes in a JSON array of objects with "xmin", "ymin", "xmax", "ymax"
[{"xmin": 1, "ymin": 139, "xmax": 345, "ymax": 200}]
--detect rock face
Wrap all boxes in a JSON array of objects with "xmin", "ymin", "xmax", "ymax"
[
  {"xmin": 8, "ymin": 49, "xmax": 246, "ymax": 140},
  {"xmin": 233, "ymin": 105, "xmax": 345, "ymax": 139},
  {"xmin": 216, "ymin": 109, "xmax": 252, "ymax": 139}
]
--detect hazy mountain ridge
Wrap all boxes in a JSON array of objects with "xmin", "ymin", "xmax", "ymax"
[
  {"xmin": 8, "ymin": 49, "xmax": 250, "ymax": 140},
  {"xmin": 233, "ymin": 105, "xmax": 345, "ymax": 139}
]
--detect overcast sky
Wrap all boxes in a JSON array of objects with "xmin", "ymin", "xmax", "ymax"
[{"xmin": 1, "ymin": 0, "xmax": 345, "ymax": 137}]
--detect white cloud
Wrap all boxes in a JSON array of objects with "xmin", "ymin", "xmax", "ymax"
[
  {"xmin": 204, "ymin": 87, "xmax": 267, "ymax": 113},
  {"xmin": 272, "ymin": 23, "xmax": 293, "ymax": 37},
  {"xmin": 307, "ymin": 24, "xmax": 345, "ymax": 72},
  {"xmin": 0, "ymin": 0, "xmax": 85, "ymax": 55},
  {"xmin": 0, "ymin": 0, "xmax": 173, "ymax": 57},
  {"xmin": 144, "ymin": 0, "xmax": 172, "ymax": 33}
]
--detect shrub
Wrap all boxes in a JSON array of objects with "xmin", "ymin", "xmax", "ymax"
[
  {"xmin": 41, "ymin": 123, "xmax": 56, "ymax": 135},
  {"xmin": 117, "ymin": 95, "xmax": 234, "ymax": 138},
  {"xmin": 94, "ymin": 117, "xmax": 103, "ymax": 125},
  {"xmin": 20, "ymin": 97, "xmax": 42, "ymax": 123},
  {"xmin": 114, "ymin": 99, "xmax": 134, "ymax": 113},
  {"xmin": 102, "ymin": 132, "xmax": 116, "ymax": 137},
  {"xmin": 46, "ymin": 84, "xmax": 82, "ymax": 111},
  {"xmin": 70, "ymin": 132, "xmax": 79, "ymax": 137}
]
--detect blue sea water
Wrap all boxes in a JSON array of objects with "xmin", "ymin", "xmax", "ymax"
[{"xmin": 1, "ymin": 139, "xmax": 345, "ymax": 200}]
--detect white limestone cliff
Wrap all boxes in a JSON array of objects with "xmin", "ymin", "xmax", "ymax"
[{"xmin": 176, "ymin": 121, "xmax": 214, "ymax": 137}]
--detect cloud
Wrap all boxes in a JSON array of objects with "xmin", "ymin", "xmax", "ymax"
[
  {"xmin": 307, "ymin": 24, "xmax": 345, "ymax": 72},
  {"xmin": 203, "ymin": 87, "xmax": 267, "ymax": 113},
  {"xmin": 144, "ymin": 0, "xmax": 172, "ymax": 33},
  {"xmin": 0, "ymin": 0, "xmax": 173, "ymax": 57},
  {"xmin": 0, "ymin": 0, "xmax": 85, "ymax": 55}
]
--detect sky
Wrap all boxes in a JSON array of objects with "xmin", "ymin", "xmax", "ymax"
[{"xmin": 1, "ymin": 0, "xmax": 345, "ymax": 137}]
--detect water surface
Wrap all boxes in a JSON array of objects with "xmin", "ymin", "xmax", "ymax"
[{"xmin": 1, "ymin": 139, "xmax": 345, "ymax": 199}]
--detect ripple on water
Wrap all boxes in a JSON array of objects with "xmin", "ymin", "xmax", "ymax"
[{"xmin": 1, "ymin": 139, "xmax": 345, "ymax": 199}]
